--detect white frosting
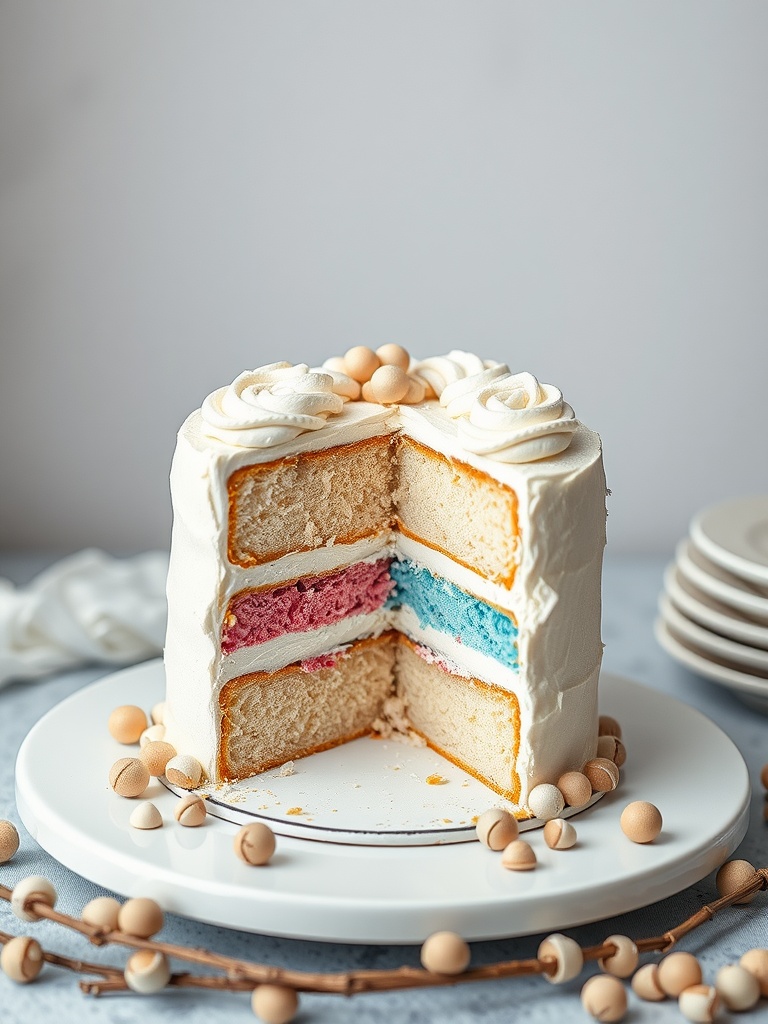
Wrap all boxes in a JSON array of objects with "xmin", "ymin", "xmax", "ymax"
[
  {"xmin": 200, "ymin": 363, "xmax": 354, "ymax": 448},
  {"xmin": 164, "ymin": 352, "xmax": 607, "ymax": 810},
  {"xmin": 456, "ymin": 372, "xmax": 578, "ymax": 463}
]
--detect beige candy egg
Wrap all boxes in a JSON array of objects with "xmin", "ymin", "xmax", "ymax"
[
  {"xmin": 368, "ymin": 365, "xmax": 410, "ymax": 404},
  {"xmin": 557, "ymin": 772, "xmax": 592, "ymax": 808},
  {"xmin": 11, "ymin": 876, "xmax": 57, "ymax": 922},
  {"xmin": 620, "ymin": 801, "xmax": 662, "ymax": 844},
  {"xmin": 599, "ymin": 935, "xmax": 638, "ymax": 978},
  {"xmin": 0, "ymin": 936, "xmax": 43, "ymax": 983},
  {"xmin": 129, "ymin": 801, "xmax": 163, "ymax": 830},
  {"xmin": 323, "ymin": 355, "xmax": 349, "ymax": 374},
  {"xmin": 598, "ymin": 715, "xmax": 622, "ymax": 739},
  {"xmin": 234, "ymin": 822, "xmax": 276, "ymax": 866},
  {"xmin": 174, "ymin": 793, "xmax": 207, "ymax": 827},
  {"xmin": 251, "ymin": 983, "xmax": 299, "ymax": 1024},
  {"xmin": 139, "ymin": 723, "xmax": 166, "ymax": 747},
  {"xmin": 631, "ymin": 962, "xmax": 666, "ymax": 1001},
  {"xmin": 740, "ymin": 948, "xmax": 768, "ymax": 996},
  {"xmin": 118, "ymin": 897, "xmax": 164, "ymax": 938},
  {"xmin": 657, "ymin": 951, "xmax": 702, "ymax": 997},
  {"xmin": 596, "ymin": 735, "xmax": 627, "ymax": 767},
  {"xmin": 715, "ymin": 858, "xmax": 757, "ymax": 904},
  {"xmin": 164, "ymin": 753, "xmax": 203, "ymax": 790},
  {"xmin": 538, "ymin": 933, "xmax": 584, "ymax": 983},
  {"xmin": 583, "ymin": 758, "xmax": 620, "ymax": 793},
  {"xmin": 678, "ymin": 984, "xmax": 720, "ymax": 1023},
  {"xmin": 543, "ymin": 818, "xmax": 577, "ymax": 851},
  {"xmin": 715, "ymin": 963, "xmax": 760, "ymax": 1011},
  {"xmin": 420, "ymin": 931, "xmax": 471, "ymax": 975},
  {"xmin": 108, "ymin": 705, "xmax": 149, "ymax": 744},
  {"xmin": 361, "ymin": 380, "xmax": 377, "ymax": 402},
  {"xmin": 501, "ymin": 839, "xmax": 537, "ymax": 871},
  {"xmin": 528, "ymin": 784, "xmax": 565, "ymax": 821},
  {"xmin": 580, "ymin": 974, "xmax": 628, "ymax": 1022},
  {"xmin": 140, "ymin": 740, "xmax": 177, "ymax": 777},
  {"xmin": 109, "ymin": 757, "xmax": 150, "ymax": 798},
  {"xmin": 150, "ymin": 700, "xmax": 167, "ymax": 726},
  {"xmin": 475, "ymin": 808, "xmax": 519, "ymax": 851},
  {"xmin": 344, "ymin": 346, "xmax": 380, "ymax": 383},
  {"xmin": 81, "ymin": 896, "xmax": 121, "ymax": 930},
  {"xmin": 124, "ymin": 950, "xmax": 171, "ymax": 994},
  {"xmin": 376, "ymin": 344, "xmax": 410, "ymax": 371},
  {"xmin": 0, "ymin": 819, "xmax": 20, "ymax": 863}
]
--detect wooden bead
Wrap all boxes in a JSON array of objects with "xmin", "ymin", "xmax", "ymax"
[
  {"xmin": 11, "ymin": 876, "xmax": 57, "ymax": 922},
  {"xmin": 501, "ymin": 839, "xmax": 537, "ymax": 871},
  {"xmin": 543, "ymin": 818, "xmax": 577, "ymax": 850},
  {"xmin": 528, "ymin": 784, "xmax": 565, "ymax": 821},
  {"xmin": 740, "ymin": 948, "xmax": 768, "ymax": 996},
  {"xmin": 129, "ymin": 801, "xmax": 163, "ymax": 830},
  {"xmin": 375, "ymin": 344, "xmax": 410, "ymax": 371},
  {"xmin": 124, "ymin": 950, "xmax": 171, "ymax": 994},
  {"xmin": 108, "ymin": 705, "xmax": 149, "ymax": 744},
  {"xmin": 475, "ymin": 808, "xmax": 519, "ymax": 850},
  {"xmin": 81, "ymin": 896, "xmax": 121, "ymax": 930},
  {"xmin": 164, "ymin": 754, "xmax": 203, "ymax": 789},
  {"xmin": 0, "ymin": 936, "xmax": 43, "ymax": 983},
  {"xmin": 715, "ymin": 859, "xmax": 757, "ymax": 904},
  {"xmin": 598, "ymin": 935, "xmax": 638, "ymax": 978},
  {"xmin": 251, "ymin": 983, "xmax": 299, "ymax": 1024},
  {"xmin": 678, "ymin": 984, "xmax": 720, "ymax": 1023},
  {"xmin": 581, "ymin": 974, "xmax": 627, "ymax": 1021},
  {"xmin": 631, "ymin": 963, "xmax": 665, "ymax": 1001},
  {"xmin": 583, "ymin": 758, "xmax": 620, "ymax": 792},
  {"xmin": 0, "ymin": 819, "xmax": 20, "ymax": 863},
  {"xmin": 620, "ymin": 801, "xmax": 662, "ymax": 844},
  {"xmin": 174, "ymin": 793, "xmax": 207, "ymax": 827},
  {"xmin": 368, "ymin": 365, "xmax": 410, "ymax": 404},
  {"xmin": 538, "ymin": 933, "xmax": 584, "ymax": 983},
  {"xmin": 140, "ymin": 740, "xmax": 177, "ymax": 777},
  {"xmin": 715, "ymin": 964, "xmax": 760, "ymax": 1011},
  {"xmin": 657, "ymin": 951, "xmax": 702, "ymax": 997},
  {"xmin": 557, "ymin": 772, "xmax": 592, "ymax": 808},
  {"xmin": 118, "ymin": 897, "xmax": 164, "ymax": 938},
  {"xmin": 150, "ymin": 701, "xmax": 167, "ymax": 726},
  {"xmin": 343, "ymin": 346, "xmax": 380, "ymax": 383},
  {"xmin": 420, "ymin": 931, "xmax": 471, "ymax": 974},
  {"xmin": 598, "ymin": 715, "xmax": 622, "ymax": 739},
  {"xmin": 761, "ymin": 763, "xmax": 768, "ymax": 790},
  {"xmin": 109, "ymin": 757, "xmax": 150, "ymax": 798},
  {"xmin": 596, "ymin": 735, "xmax": 627, "ymax": 767},
  {"xmin": 234, "ymin": 823, "xmax": 276, "ymax": 866}
]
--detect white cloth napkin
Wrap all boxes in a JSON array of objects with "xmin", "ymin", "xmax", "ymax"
[{"xmin": 0, "ymin": 549, "xmax": 169, "ymax": 687}]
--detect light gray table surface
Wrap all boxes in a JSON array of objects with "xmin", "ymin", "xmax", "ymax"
[{"xmin": 0, "ymin": 552, "xmax": 766, "ymax": 1023}]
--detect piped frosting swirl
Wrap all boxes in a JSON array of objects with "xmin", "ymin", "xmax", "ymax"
[
  {"xmin": 201, "ymin": 363, "xmax": 353, "ymax": 448},
  {"xmin": 455, "ymin": 371, "xmax": 578, "ymax": 463}
]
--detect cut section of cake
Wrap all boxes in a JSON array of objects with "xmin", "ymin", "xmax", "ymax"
[{"xmin": 163, "ymin": 351, "xmax": 607, "ymax": 814}]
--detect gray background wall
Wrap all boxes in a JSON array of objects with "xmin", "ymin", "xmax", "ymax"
[{"xmin": 1, "ymin": 1, "xmax": 766, "ymax": 556}]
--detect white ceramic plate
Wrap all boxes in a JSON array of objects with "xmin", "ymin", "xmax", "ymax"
[
  {"xmin": 675, "ymin": 539, "xmax": 768, "ymax": 624},
  {"xmin": 655, "ymin": 617, "xmax": 768, "ymax": 714},
  {"xmin": 663, "ymin": 563, "xmax": 768, "ymax": 651},
  {"xmin": 691, "ymin": 496, "xmax": 768, "ymax": 587},
  {"xmin": 15, "ymin": 661, "xmax": 749, "ymax": 943},
  {"xmin": 658, "ymin": 595, "xmax": 768, "ymax": 675}
]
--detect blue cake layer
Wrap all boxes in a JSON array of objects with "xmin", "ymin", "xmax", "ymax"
[{"xmin": 387, "ymin": 558, "xmax": 519, "ymax": 671}]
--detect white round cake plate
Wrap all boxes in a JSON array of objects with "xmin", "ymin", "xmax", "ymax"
[
  {"xmin": 659, "ymin": 594, "xmax": 768, "ymax": 674},
  {"xmin": 676, "ymin": 539, "xmax": 768, "ymax": 623},
  {"xmin": 664, "ymin": 562, "xmax": 768, "ymax": 651},
  {"xmin": 691, "ymin": 496, "xmax": 768, "ymax": 587},
  {"xmin": 15, "ymin": 663, "xmax": 749, "ymax": 944}
]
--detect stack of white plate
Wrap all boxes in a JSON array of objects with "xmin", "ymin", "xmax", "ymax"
[{"xmin": 655, "ymin": 496, "xmax": 768, "ymax": 714}]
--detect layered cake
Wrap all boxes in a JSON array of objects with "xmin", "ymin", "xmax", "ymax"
[{"xmin": 163, "ymin": 348, "xmax": 607, "ymax": 812}]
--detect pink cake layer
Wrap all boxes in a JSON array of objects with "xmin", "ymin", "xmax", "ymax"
[{"xmin": 221, "ymin": 558, "xmax": 393, "ymax": 654}]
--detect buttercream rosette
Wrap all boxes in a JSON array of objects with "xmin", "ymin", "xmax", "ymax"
[{"xmin": 201, "ymin": 362, "xmax": 355, "ymax": 448}]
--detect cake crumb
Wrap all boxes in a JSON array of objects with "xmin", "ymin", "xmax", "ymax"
[
  {"xmin": 276, "ymin": 761, "xmax": 295, "ymax": 777},
  {"xmin": 286, "ymin": 806, "xmax": 303, "ymax": 815},
  {"xmin": 426, "ymin": 774, "xmax": 448, "ymax": 786},
  {"xmin": 442, "ymin": 818, "xmax": 453, "ymax": 824},
  {"xmin": 371, "ymin": 695, "xmax": 427, "ymax": 747}
]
